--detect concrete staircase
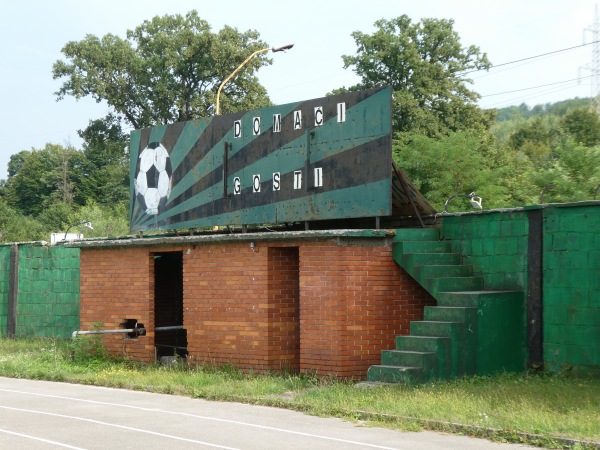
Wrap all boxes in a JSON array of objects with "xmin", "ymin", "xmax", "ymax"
[{"xmin": 367, "ymin": 228, "xmax": 526, "ymax": 384}]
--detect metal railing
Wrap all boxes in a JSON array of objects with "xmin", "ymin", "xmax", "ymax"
[{"xmin": 71, "ymin": 325, "xmax": 185, "ymax": 339}]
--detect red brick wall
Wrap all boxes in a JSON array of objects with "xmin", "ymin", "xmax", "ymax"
[
  {"xmin": 79, "ymin": 247, "xmax": 157, "ymax": 362},
  {"xmin": 183, "ymin": 242, "xmax": 273, "ymax": 371},
  {"xmin": 299, "ymin": 242, "xmax": 434, "ymax": 378},
  {"xmin": 267, "ymin": 247, "xmax": 300, "ymax": 371},
  {"xmin": 79, "ymin": 238, "xmax": 434, "ymax": 378}
]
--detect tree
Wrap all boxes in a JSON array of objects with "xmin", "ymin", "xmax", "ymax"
[
  {"xmin": 74, "ymin": 201, "xmax": 130, "ymax": 238},
  {"xmin": 562, "ymin": 108, "xmax": 600, "ymax": 147},
  {"xmin": 558, "ymin": 140, "xmax": 600, "ymax": 186},
  {"xmin": 36, "ymin": 201, "xmax": 75, "ymax": 233},
  {"xmin": 339, "ymin": 15, "xmax": 493, "ymax": 137},
  {"xmin": 52, "ymin": 10, "xmax": 273, "ymax": 129},
  {"xmin": 0, "ymin": 199, "xmax": 46, "ymax": 243},
  {"xmin": 526, "ymin": 140, "xmax": 600, "ymax": 203},
  {"xmin": 3, "ymin": 144, "xmax": 84, "ymax": 216},
  {"xmin": 7, "ymin": 150, "xmax": 29, "ymax": 178},
  {"xmin": 394, "ymin": 132, "xmax": 516, "ymax": 210},
  {"xmin": 49, "ymin": 11, "xmax": 279, "ymax": 237},
  {"xmin": 76, "ymin": 114, "xmax": 129, "ymax": 206},
  {"xmin": 508, "ymin": 117, "xmax": 564, "ymax": 166}
]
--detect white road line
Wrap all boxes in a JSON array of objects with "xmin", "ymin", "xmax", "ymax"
[
  {"xmin": 0, "ymin": 428, "xmax": 87, "ymax": 449},
  {"xmin": 0, "ymin": 387, "xmax": 401, "ymax": 450},
  {"xmin": 0, "ymin": 406, "xmax": 240, "ymax": 450}
]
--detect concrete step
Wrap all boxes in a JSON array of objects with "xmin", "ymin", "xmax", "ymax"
[
  {"xmin": 425, "ymin": 276, "xmax": 484, "ymax": 295},
  {"xmin": 410, "ymin": 320, "xmax": 463, "ymax": 338},
  {"xmin": 366, "ymin": 365, "xmax": 425, "ymax": 384},
  {"xmin": 424, "ymin": 306, "xmax": 477, "ymax": 323},
  {"xmin": 436, "ymin": 290, "xmax": 524, "ymax": 308},
  {"xmin": 394, "ymin": 240, "xmax": 451, "ymax": 255},
  {"xmin": 402, "ymin": 253, "xmax": 461, "ymax": 275},
  {"xmin": 410, "ymin": 320, "xmax": 473, "ymax": 377},
  {"xmin": 381, "ymin": 349, "xmax": 437, "ymax": 368},
  {"xmin": 395, "ymin": 335, "xmax": 450, "ymax": 352},
  {"xmin": 393, "ymin": 228, "xmax": 440, "ymax": 242},
  {"xmin": 395, "ymin": 335, "xmax": 452, "ymax": 378},
  {"xmin": 415, "ymin": 264, "xmax": 472, "ymax": 281}
]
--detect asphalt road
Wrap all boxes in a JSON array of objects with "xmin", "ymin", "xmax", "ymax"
[{"xmin": 0, "ymin": 377, "xmax": 536, "ymax": 450}]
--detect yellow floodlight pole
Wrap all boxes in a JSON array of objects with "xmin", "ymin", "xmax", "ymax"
[{"xmin": 215, "ymin": 43, "xmax": 294, "ymax": 115}]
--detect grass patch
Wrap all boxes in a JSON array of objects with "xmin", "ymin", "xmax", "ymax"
[{"xmin": 0, "ymin": 338, "xmax": 598, "ymax": 449}]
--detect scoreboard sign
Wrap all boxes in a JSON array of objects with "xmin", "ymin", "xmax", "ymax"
[{"xmin": 129, "ymin": 86, "xmax": 394, "ymax": 232}]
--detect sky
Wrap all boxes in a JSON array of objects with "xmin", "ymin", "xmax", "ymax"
[{"xmin": 0, "ymin": 0, "xmax": 597, "ymax": 180}]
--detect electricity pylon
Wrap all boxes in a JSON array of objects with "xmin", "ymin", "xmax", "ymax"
[{"xmin": 584, "ymin": 4, "xmax": 600, "ymax": 115}]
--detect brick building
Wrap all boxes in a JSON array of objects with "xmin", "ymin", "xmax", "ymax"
[{"xmin": 77, "ymin": 230, "xmax": 434, "ymax": 379}]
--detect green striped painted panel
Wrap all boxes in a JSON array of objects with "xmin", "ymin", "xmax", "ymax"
[{"xmin": 130, "ymin": 86, "xmax": 393, "ymax": 231}]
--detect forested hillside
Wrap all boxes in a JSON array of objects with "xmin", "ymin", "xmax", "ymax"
[
  {"xmin": 0, "ymin": 11, "xmax": 599, "ymax": 243},
  {"xmin": 494, "ymin": 98, "xmax": 591, "ymax": 122}
]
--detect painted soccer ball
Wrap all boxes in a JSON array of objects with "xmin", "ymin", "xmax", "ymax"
[{"xmin": 135, "ymin": 142, "xmax": 172, "ymax": 215}]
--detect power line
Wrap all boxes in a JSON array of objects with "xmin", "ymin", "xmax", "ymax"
[
  {"xmin": 461, "ymin": 41, "xmax": 599, "ymax": 76},
  {"xmin": 480, "ymin": 75, "xmax": 593, "ymax": 98},
  {"xmin": 482, "ymin": 83, "xmax": 584, "ymax": 109}
]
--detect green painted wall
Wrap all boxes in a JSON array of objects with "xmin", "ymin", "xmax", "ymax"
[
  {"xmin": 543, "ymin": 204, "xmax": 600, "ymax": 375},
  {"xmin": 440, "ymin": 203, "xmax": 600, "ymax": 375},
  {"xmin": 0, "ymin": 244, "xmax": 80, "ymax": 339},
  {"xmin": 0, "ymin": 246, "xmax": 10, "ymax": 337},
  {"xmin": 440, "ymin": 210, "xmax": 529, "ymax": 291}
]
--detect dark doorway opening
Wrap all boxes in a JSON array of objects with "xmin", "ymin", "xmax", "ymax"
[{"xmin": 154, "ymin": 251, "xmax": 187, "ymax": 360}]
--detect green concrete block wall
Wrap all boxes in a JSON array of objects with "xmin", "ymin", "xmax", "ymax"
[
  {"xmin": 543, "ymin": 205, "xmax": 600, "ymax": 375},
  {"xmin": 0, "ymin": 246, "xmax": 10, "ymax": 337},
  {"xmin": 440, "ymin": 211, "xmax": 529, "ymax": 291},
  {"xmin": 15, "ymin": 244, "xmax": 80, "ymax": 339},
  {"xmin": 441, "ymin": 204, "xmax": 600, "ymax": 375}
]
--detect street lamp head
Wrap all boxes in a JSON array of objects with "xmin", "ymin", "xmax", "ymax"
[
  {"xmin": 271, "ymin": 43, "xmax": 294, "ymax": 52},
  {"xmin": 444, "ymin": 192, "xmax": 483, "ymax": 214},
  {"xmin": 215, "ymin": 42, "xmax": 294, "ymax": 115}
]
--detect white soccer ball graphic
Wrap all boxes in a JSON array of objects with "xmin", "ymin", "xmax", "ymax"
[{"xmin": 134, "ymin": 142, "xmax": 172, "ymax": 215}]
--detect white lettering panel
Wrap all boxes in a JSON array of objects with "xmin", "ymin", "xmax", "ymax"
[
  {"xmin": 253, "ymin": 117, "xmax": 261, "ymax": 136},
  {"xmin": 252, "ymin": 174, "xmax": 261, "ymax": 193},
  {"xmin": 273, "ymin": 114, "xmax": 282, "ymax": 133},
  {"xmin": 273, "ymin": 172, "xmax": 281, "ymax": 191},
  {"xmin": 314, "ymin": 107, "xmax": 324, "ymax": 127},
  {"xmin": 234, "ymin": 121, "xmax": 242, "ymax": 138},
  {"xmin": 314, "ymin": 167, "xmax": 323, "ymax": 187},
  {"xmin": 337, "ymin": 102, "xmax": 346, "ymax": 122},
  {"xmin": 294, "ymin": 110, "xmax": 302, "ymax": 130},
  {"xmin": 233, "ymin": 177, "xmax": 241, "ymax": 195},
  {"xmin": 294, "ymin": 170, "xmax": 303, "ymax": 189}
]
